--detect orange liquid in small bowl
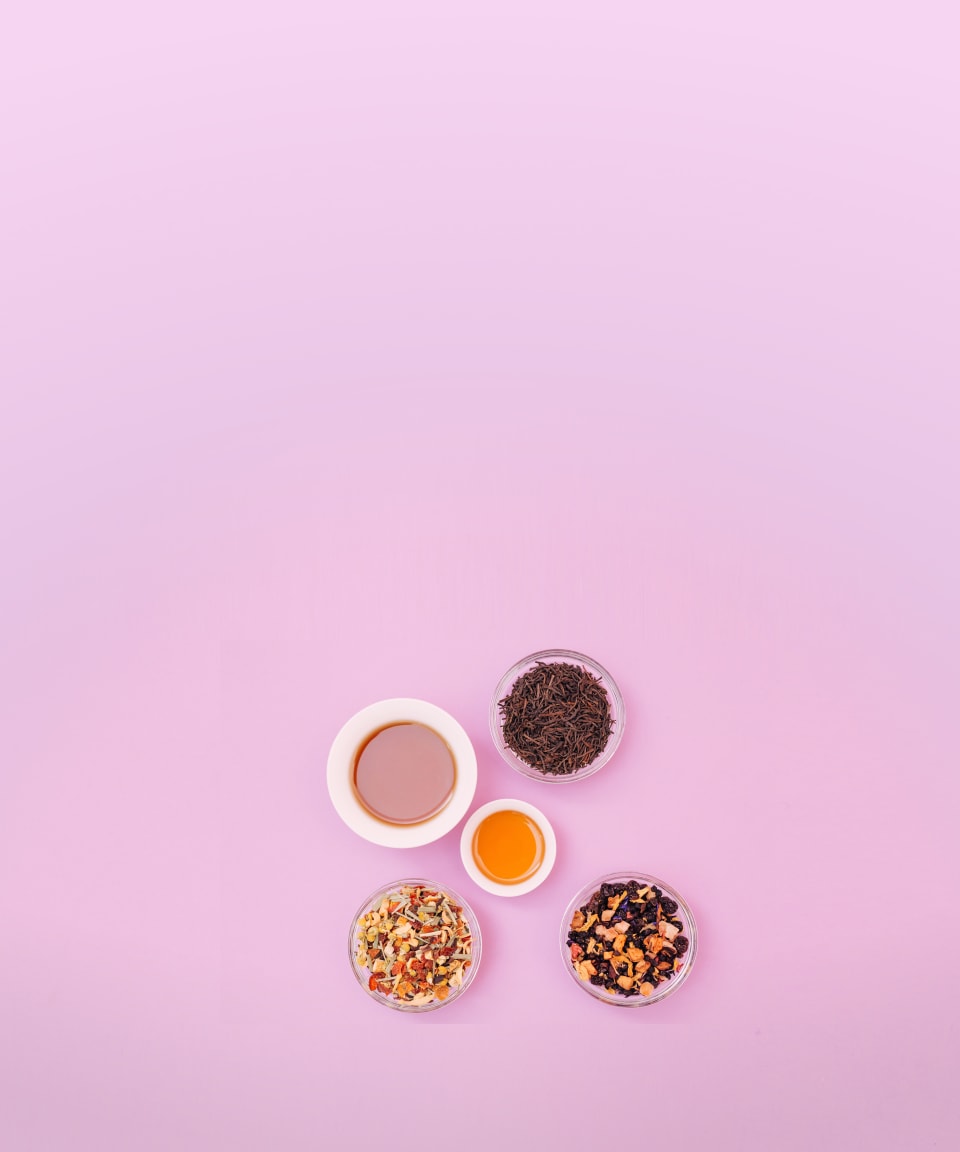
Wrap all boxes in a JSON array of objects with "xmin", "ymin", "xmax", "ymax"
[{"xmin": 472, "ymin": 809, "xmax": 545, "ymax": 885}]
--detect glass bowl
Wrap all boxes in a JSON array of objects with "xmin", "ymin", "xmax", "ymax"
[
  {"xmin": 490, "ymin": 649, "xmax": 625, "ymax": 782},
  {"xmin": 560, "ymin": 871, "xmax": 697, "ymax": 1006},
  {"xmin": 348, "ymin": 878, "xmax": 482, "ymax": 1012}
]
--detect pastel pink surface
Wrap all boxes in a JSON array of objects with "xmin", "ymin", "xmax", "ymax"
[{"xmin": 1, "ymin": 4, "xmax": 958, "ymax": 1151}]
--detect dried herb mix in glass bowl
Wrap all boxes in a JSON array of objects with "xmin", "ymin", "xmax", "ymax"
[
  {"xmin": 491, "ymin": 650, "xmax": 624, "ymax": 781},
  {"xmin": 349, "ymin": 879, "xmax": 481, "ymax": 1012}
]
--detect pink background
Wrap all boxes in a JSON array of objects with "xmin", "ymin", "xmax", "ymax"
[{"xmin": 2, "ymin": 3, "xmax": 958, "ymax": 1149}]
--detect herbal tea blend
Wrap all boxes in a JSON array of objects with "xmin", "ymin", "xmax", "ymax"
[
  {"xmin": 355, "ymin": 884, "xmax": 473, "ymax": 1006},
  {"xmin": 498, "ymin": 660, "xmax": 613, "ymax": 775},
  {"xmin": 566, "ymin": 880, "xmax": 690, "ymax": 998}
]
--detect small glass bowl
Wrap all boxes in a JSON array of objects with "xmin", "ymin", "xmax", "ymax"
[
  {"xmin": 560, "ymin": 871, "xmax": 698, "ymax": 1007},
  {"xmin": 348, "ymin": 878, "xmax": 482, "ymax": 1013},
  {"xmin": 490, "ymin": 649, "xmax": 625, "ymax": 783}
]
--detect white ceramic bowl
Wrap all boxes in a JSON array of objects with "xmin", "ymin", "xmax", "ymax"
[
  {"xmin": 459, "ymin": 798, "xmax": 557, "ymax": 896},
  {"xmin": 327, "ymin": 698, "xmax": 478, "ymax": 848}
]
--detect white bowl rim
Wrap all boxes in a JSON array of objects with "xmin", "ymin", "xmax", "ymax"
[
  {"xmin": 327, "ymin": 698, "xmax": 478, "ymax": 848},
  {"xmin": 459, "ymin": 797, "xmax": 557, "ymax": 896}
]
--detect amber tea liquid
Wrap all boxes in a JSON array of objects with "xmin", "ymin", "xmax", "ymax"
[{"xmin": 353, "ymin": 722, "xmax": 456, "ymax": 825}]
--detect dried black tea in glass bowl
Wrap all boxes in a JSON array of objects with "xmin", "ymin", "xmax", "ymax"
[{"xmin": 490, "ymin": 650, "xmax": 624, "ymax": 782}]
